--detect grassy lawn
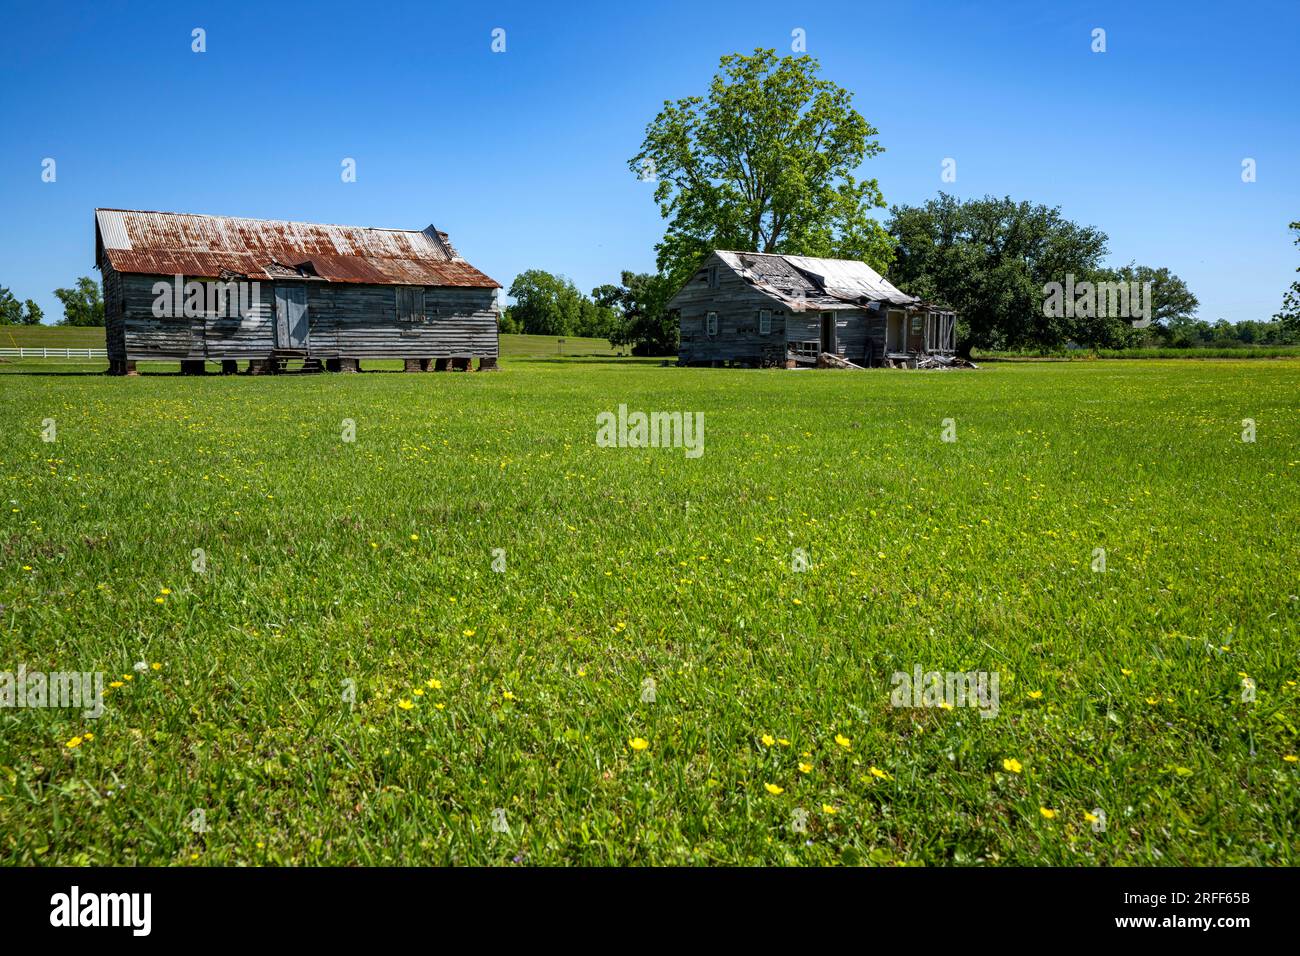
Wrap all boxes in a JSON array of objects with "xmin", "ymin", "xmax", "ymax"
[
  {"xmin": 1, "ymin": 357, "xmax": 1297, "ymax": 865},
  {"xmin": 0, "ymin": 325, "xmax": 108, "ymax": 349}
]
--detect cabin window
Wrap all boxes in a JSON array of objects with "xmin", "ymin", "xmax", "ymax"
[
  {"xmin": 396, "ymin": 286, "xmax": 426, "ymax": 323},
  {"xmin": 758, "ymin": 309, "xmax": 771, "ymax": 335},
  {"xmin": 706, "ymin": 311, "xmax": 718, "ymax": 336},
  {"xmin": 911, "ymin": 315, "xmax": 923, "ymax": 333},
  {"xmin": 707, "ymin": 265, "xmax": 719, "ymax": 289}
]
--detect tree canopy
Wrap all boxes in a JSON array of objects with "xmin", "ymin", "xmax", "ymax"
[
  {"xmin": 0, "ymin": 285, "xmax": 42, "ymax": 325},
  {"xmin": 592, "ymin": 271, "xmax": 678, "ymax": 355},
  {"xmin": 505, "ymin": 269, "xmax": 619, "ymax": 339},
  {"xmin": 631, "ymin": 48, "xmax": 893, "ymax": 286},
  {"xmin": 887, "ymin": 194, "xmax": 1197, "ymax": 353},
  {"xmin": 53, "ymin": 277, "xmax": 104, "ymax": 327}
]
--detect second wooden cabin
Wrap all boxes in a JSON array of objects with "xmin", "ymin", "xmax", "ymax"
[{"xmin": 669, "ymin": 250, "xmax": 957, "ymax": 368}]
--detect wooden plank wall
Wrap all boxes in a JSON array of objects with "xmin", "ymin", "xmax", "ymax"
[
  {"xmin": 671, "ymin": 253, "xmax": 888, "ymax": 366},
  {"xmin": 309, "ymin": 284, "xmax": 498, "ymax": 359},
  {"xmin": 672, "ymin": 253, "xmax": 789, "ymax": 365},
  {"xmin": 100, "ymin": 262, "xmax": 127, "ymax": 361},
  {"xmin": 114, "ymin": 274, "xmax": 498, "ymax": 361}
]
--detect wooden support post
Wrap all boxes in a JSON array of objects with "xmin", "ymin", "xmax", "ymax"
[
  {"xmin": 107, "ymin": 359, "xmax": 137, "ymax": 376},
  {"xmin": 403, "ymin": 358, "xmax": 426, "ymax": 372}
]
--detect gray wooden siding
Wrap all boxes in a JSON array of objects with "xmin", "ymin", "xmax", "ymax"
[
  {"xmin": 101, "ymin": 260, "xmax": 126, "ymax": 361},
  {"xmin": 110, "ymin": 272, "xmax": 497, "ymax": 361},
  {"xmin": 307, "ymin": 284, "xmax": 498, "ymax": 359},
  {"xmin": 671, "ymin": 253, "xmax": 789, "ymax": 365},
  {"xmin": 671, "ymin": 253, "xmax": 886, "ymax": 366}
]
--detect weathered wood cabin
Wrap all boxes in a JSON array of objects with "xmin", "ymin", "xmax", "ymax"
[
  {"xmin": 95, "ymin": 209, "xmax": 501, "ymax": 374},
  {"xmin": 669, "ymin": 251, "xmax": 957, "ymax": 368}
]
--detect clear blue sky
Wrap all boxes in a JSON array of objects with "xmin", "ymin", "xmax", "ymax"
[{"xmin": 1, "ymin": 0, "xmax": 1296, "ymax": 325}]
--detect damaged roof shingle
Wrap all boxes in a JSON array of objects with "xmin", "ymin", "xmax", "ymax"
[{"xmin": 716, "ymin": 250, "xmax": 918, "ymax": 310}]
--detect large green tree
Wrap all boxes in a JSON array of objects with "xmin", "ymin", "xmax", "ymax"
[
  {"xmin": 506, "ymin": 269, "xmax": 618, "ymax": 338},
  {"xmin": 53, "ymin": 277, "xmax": 104, "ymax": 327},
  {"xmin": 1090, "ymin": 262, "xmax": 1198, "ymax": 348},
  {"xmin": 507, "ymin": 269, "xmax": 585, "ymax": 336},
  {"xmin": 889, "ymin": 194, "xmax": 1111, "ymax": 353},
  {"xmin": 592, "ymin": 271, "xmax": 677, "ymax": 355},
  {"xmin": 631, "ymin": 49, "xmax": 893, "ymax": 286}
]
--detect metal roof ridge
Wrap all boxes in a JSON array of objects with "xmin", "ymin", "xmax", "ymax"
[{"xmin": 94, "ymin": 208, "xmax": 431, "ymax": 235}]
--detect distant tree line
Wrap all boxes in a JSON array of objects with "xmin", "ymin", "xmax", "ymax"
[
  {"xmin": 502, "ymin": 269, "xmax": 678, "ymax": 355},
  {"xmin": 0, "ymin": 276, "xmax": 103, "ymax": 326},
  {"xmin": 887, "ymin": 196, "xmax": 1300, "ymax": 353}
]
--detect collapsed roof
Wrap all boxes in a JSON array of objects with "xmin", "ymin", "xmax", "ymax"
[
  {"xmin": 93, "ymin": 209, "xmax": 499, "ymax": 288},
  {"xmin": 715, "ymin": 250, "xmax": 921, "ymax": 311}
]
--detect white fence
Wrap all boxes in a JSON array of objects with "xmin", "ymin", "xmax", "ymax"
[{"xmin": 0, "ymin": 347, "xmax": 107, "ymax": 360}]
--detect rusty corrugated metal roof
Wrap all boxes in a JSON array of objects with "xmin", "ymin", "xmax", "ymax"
[{"xmin": 94, "ymin": 209, "xmax": 499, "ymax": 288}]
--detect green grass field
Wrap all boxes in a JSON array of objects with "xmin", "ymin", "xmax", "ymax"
[
  {"xmin": 1, "ymin": 355, "xmax": 1297, "ymax": 865},
  {"xmin": 0, "ymin": 325, "xmax": 109, "ymax": 349}
]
